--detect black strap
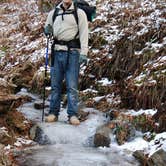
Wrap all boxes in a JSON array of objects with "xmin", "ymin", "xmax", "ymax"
[
  {"xmin": 73, "ymin": 3, "xmax": 79, "ymax": 39},
  {"xmin": 53, "ymin": 38, "xmax": 80, "ymax": 49},
  {"xmin": 52, "ymin": 8, "xmax": 60, "ymax": 23}
]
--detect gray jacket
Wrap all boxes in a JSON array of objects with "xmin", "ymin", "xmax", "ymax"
[{"xmin": 45, "ymin": 2, "xmax": 89, "ymax": 55}]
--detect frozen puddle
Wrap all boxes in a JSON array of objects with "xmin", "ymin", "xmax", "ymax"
[
  {"xmin": 17, "ymin": 100, "xmax": 139, "ymax": 166},
  {"xmin": 17, "ymin": 144, "xmax": 137, "ymax": 166}
]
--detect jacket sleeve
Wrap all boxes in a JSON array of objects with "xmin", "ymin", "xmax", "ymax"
[
  {"xmin": 78, "ymin": 9, "xmax": 89, "ymax": 56},
  {"xmin": 45, "ymin": 10, "xmax": 54, "ymax": 28}
]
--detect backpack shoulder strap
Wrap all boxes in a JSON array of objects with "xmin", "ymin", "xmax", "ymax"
[
  {"xmin": 52, "ymin": 7, "xmax": 60, "ymax": 23},
  {"xmin": 73, "ymin": 2, "xmax": 79, "ymax": 39},
  {"xmin": 73, "ymin": 2, "xmax": 79, "ymax": 25}
]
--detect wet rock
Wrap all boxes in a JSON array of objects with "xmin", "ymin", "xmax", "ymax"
[
  {"xmin": 147, "ymin": 149, "xmax": 166, "ymax": 166},
  {"xmin": 133, "ymin": 150, "xmax": 148, "ymax": 165},
  {"xmin": 34, "ymin": 100, "xmax": 49, "ymax": 110},
  {"xmin": 94, "ymin": 125, "xmax": 111, "ymax": 147},
  {"xmin": 30, "ymin": 124, "xmax": 51, "ymax": 145},
  {"xmin": 77, "ymin": 109, "xmax": 89, "ymax": 122}
]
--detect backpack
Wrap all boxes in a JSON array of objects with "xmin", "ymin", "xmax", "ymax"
[{"xmin": 52, "ymin": 0, "xmax": 96, "ymax": 24}]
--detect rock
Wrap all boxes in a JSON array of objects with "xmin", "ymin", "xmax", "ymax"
[
  {"xmin": 30, "ymin": 124, "xmax": 51, "ymax": 145},
  {"xmin": 115, "ymin": 122, "xmax": 135, "ymax": 145},
  {"xmin": 133, "ymin": 150, "xmax": 148, "ymax": 165},
  {"xmin": 77, "ymin": 109, "xmax": 89, "ymax": 122},
  {"xmin": 34, "ymin": 101, "xmax": 49, "ymax": 110},
  {"xmin": 147, "ymin": 149, "xmax": 166, "ymax": 166},
  {"xmin": 94, "ymin": 125, "xmax": 111, "ymax": 147}
]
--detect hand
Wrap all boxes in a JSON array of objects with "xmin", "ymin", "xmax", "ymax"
[
  {"xmin": 79, "ymin": 54, "xmax": 88, "ymax": 65},
  {"xmin": 44, "ymin": 24, "xmax": 53, "ymax": 37}
]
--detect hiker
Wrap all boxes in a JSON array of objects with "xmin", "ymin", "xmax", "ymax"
[{"xmin": 44, "ymin": 0, "xmax": 88, "ymax": 125}]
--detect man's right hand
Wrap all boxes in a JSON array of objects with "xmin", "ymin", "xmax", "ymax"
[{"xmin": 44, "ymin": 24, "xmax": 53, "ymax": 37}]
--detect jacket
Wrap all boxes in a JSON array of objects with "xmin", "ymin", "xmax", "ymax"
[{"xmin": 45, "ymin": 2, "xmax": 89, "ymax": 55}]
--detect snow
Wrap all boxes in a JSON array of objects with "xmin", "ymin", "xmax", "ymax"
[
  {"xmin": 93, "ymin": 96, "xmax": 105, "ymax": 102},
  {"xmin": 146, "ymin": 132, "xmax": 166, "ymax": 156},
  {"xmin": 125, "ymin": 109, "xmax": 157, "ymax": 116},
  {"xmin": 115, "ymin": 137, "xmax": 149, "ymax": 152},
  {"xmin": 98, "ymin": 78, "xmax": 112, "ymax": 86},
  {"xmin": 134, "ymin": 73, "xmax": 146, "ymax": 82},
  {"xmin": 83, "ymin": 88, "xmax": 98, "ymax": 93},
  {"xmin": 14, "ymin": 137, "xmax": 34, "ymax": 147}
]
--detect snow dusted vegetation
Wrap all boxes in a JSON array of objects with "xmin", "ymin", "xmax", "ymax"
[{"xmin": 0, "ymin": 0, "xmax": 166, "ymax": 165}]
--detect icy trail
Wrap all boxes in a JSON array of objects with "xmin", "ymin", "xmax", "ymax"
[{"xmin": 16, "ymin": 91, "xmax": 139, "ymax": 166}]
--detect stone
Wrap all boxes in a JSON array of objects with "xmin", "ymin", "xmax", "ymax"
[
  {"xmin": 77, "ymin": 109, "xmax": 89, "ymax": 122},
  {"xmin": 133, "ymin": 150, "xmax": 148, "ymax": 165},
  {"xmin": 34, "ymin": 101, "xmax": 49, "ymax": 110},
  {"xmin": 147, "ymin": 149, "xmax": 166, "ymax": 166},
  {"xmin": 30, "ymin": 124, "xmax": 51, "ymax": 145},
  {"xmin": 94, "ymin": 125, "xmax": 111, "ymax": 147}
]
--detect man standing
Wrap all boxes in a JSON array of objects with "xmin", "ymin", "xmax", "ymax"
[{"xmin": 44, "ymin": 0, "xmax": 88, "ymax": 125}]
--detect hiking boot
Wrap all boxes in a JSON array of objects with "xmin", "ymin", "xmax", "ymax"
[
  {"xmin": 45, "ymin": 114, "xmax": 58, "ymax": 122},
  {"xmin": 69, "ymin": 116, "xmax": 80, "ymax": 125}
]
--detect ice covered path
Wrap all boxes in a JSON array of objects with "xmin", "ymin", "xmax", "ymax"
[{"xmin": 16, "ymin": 96, "xmax": 139, "ymax": 166}]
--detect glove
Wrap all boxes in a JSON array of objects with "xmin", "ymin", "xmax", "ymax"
[
  {"xmin": 79, "ymin": 54, "xmax": 88, "ymax": 65},
  {"xmin": 44, "ymin": 24, "xmax": 53, "ymax": 37}
]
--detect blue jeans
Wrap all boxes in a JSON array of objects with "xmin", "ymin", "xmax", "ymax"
[{"xmin": 49, "ymin": 50, "xmax": 80, "ymax": 117}]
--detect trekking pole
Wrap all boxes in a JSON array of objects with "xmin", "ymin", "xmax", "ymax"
[{"xmin": 42, "ymin": 36, "xmax": 49, "ymax": 122}]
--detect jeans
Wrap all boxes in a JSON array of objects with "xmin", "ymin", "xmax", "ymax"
[{"xmin": 49, "ymin": 50, "xmax": 80, "ymax": 117}]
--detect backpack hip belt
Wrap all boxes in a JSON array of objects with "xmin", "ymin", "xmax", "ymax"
[{"xmin": 53, "ymin": 38, "xmax": 80, "ymax": 50}]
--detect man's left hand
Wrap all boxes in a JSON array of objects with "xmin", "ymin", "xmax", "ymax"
[{"xmin": 79, "ymin": 54, "xmax": 88, "ymax": 65}]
